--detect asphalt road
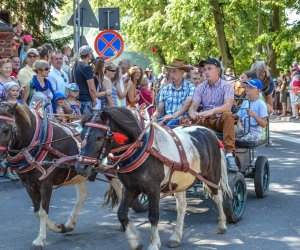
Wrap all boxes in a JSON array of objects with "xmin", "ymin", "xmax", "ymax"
[{"xmin": 0, "ymin": 120, "xmax": 299, "ymax": 250}]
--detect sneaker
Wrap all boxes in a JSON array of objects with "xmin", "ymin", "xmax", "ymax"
[{"xmin": 226, "ymin": 155, "xmax": 239, "ymax": 172}]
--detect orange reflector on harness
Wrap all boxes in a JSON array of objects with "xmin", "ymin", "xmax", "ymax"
[
  {"xmin": 113, "ymin": 133, "xmax": 128, "ymax": 145},
  {"xmin": 218, "ymin": 140, "xmax": 224, "ymax": 148}
]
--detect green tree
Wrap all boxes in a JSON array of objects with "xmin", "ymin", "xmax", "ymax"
[{"xmin": 0, "ymin": 0, "xmax": 71, "ymax": 47}]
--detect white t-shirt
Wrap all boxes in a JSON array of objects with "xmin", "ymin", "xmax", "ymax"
[
  {"xmin": 237, "ymin": 99, "xmax": 268, "ymax": 140},
  {"xmin": 48, "ymin": 67, "xmax": 69, "ymax": 94}
]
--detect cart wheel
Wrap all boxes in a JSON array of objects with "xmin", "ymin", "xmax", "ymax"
[
  {"xmin": 131, "ymin": 193, "xmax": 149, "ymax": 212},
  {"xmin": 223, "ymin": 172, "xmax": 247, "ymax": 223},
  {"xmin": 254, "ymin": 156, "xmax": 270, "ymax": 198}
]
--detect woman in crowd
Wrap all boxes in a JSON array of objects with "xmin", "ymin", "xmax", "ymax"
[
  {"xmin": 125, "ymin": 65, "xmax": 143, "ymax": 109},
  {"xmin": 138, "ymin": 77, "xmax": 154, "ymax": 115},
  {"xmin": 23, "ymin": 60, "xmax": 55, "ymax": 114},
  {"xmin": 0, "ymin": 58, "xmax": 18, "ymax": 101},
  {"xmin": 251, "ymin": 61, "xmax": 274, "ymax": 114},
  {"xmin": 99, "ymin": 63, "xmax": 118, "ymax": 108},
  {"xmin": 92, "ymin": 57, "xmax": 112, "ymax": 110}
]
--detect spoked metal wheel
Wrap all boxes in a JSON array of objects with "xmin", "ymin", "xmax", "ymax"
[
  {"xmin": 223, "ymin": 172, "xmax": 247, "ymax": 223},
  {"xmin": 254, "ymin": 156, "xmax": 270, "ymax": 198},
  {"xmin": 131, "ymin": 193, "xmax": 149, "ymax": 212}
]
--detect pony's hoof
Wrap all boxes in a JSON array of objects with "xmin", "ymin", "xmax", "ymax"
[
  {"xmin": 168, "ymin": 240, "xmax": 180, "ymax": 248},
  {"xmin": 133, "ymin": 243, "xmax": 143, "ymax": 250},
  {"xmin": 217, "ymin": 227, "xmax": 227, "ymax": 234},
  {"xmin": 30, "ymin": 245, "xmax": 44, "ymax": 250}
]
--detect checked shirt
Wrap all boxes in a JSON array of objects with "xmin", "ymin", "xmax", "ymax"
[{"xmin": 159, "ymin": 80, "xmax": 195, "ymax": 116}]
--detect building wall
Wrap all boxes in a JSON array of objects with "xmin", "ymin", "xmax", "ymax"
[{"xmin": 0, "ymin": 31, "xmax": 13, "ymax": 58}]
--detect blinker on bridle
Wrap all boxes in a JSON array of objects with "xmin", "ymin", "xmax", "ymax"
[{"xmin": 0, "ymin": 115, "xmax": 15, "ymax": 152}]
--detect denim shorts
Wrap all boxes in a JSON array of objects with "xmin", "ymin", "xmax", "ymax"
[{"xmin": 80, "ymin": 101, "xmax": 93, "ymax": 115}]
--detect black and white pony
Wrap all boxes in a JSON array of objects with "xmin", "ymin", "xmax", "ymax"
[
  {"xmin": 0, "ymin": 102, "xmax": 121, "ymax": 249},
  {"xmin": 76, "ymin": 107, "xmax": 232, "ymax": 250}
]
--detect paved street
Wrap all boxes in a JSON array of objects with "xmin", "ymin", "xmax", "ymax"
[{"xmin": 0, "ymin": 119, "xmax": 299, "ymax": 250}]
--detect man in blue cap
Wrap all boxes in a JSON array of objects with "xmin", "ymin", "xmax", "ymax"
[{"xmin": 236, "ymin": 78, "xmax": 268, "ymax": 141}]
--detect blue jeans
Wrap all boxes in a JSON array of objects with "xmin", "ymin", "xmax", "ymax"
[
  {"xmin": 157, "ymin": 117, "xmax": 179, "ymax": 129},
  {"xmin": 80, "ymin": 101, "xmax": 93, "ymax": 115}
]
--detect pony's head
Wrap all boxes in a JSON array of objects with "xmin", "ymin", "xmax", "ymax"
[
  {"xmin": 75, "ymin": 107, "xmax": 142, "ymax": 177},
  {"xmin": 0, "ymin": 102, "xmax": 31, "ymax": 159}
]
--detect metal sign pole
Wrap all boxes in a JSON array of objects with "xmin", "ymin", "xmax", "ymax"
[{"xmin": 106, "ymin": 10, "xmax": 112, "ymax": 30}]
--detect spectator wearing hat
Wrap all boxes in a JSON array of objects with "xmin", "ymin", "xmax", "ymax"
[
  {"xmin": 10, "ymin": 55, "xmax": 21, "ymax": 78},
  {"xmin": 63, "ymin": 83, "xmax": 81, "ymax": 119},
  {"xmin": 18, "ymin": 48, "xmax": 39, "ymax": 93},
  {"xmin": 236, "ymin": 79, "xmax": 268, "ymax": 141},
  {"xmin": 52, "ymin": 91, "xmax": 67, "ymax": 123},
  {"xmin": 189, "ymin": 57, "xmax": 238, "ymax": 171},
  {"xmin": 19, "ymin": 34, "xmax": 34, "ymax": 65},
  {"xmin": 153, "ymin": 59, "xmax": 195, "ymax": 128},
  {"xmin": 144, "ymin": 67, "xmax": 155, "ymax": 89},
  {"xmin": 72, "ymin": 45, "xmax": 97, "ymax": 115},
  {"xmin": 48, "ymin": 50, "xmax": 69, "ymax": 95}
]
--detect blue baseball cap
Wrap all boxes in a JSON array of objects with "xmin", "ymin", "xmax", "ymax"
[
  {"xmin": 54, "ymin": 92, "xmax": 65, "ymax": 100},
  {"xmin": 243, "ymin": 78, "xmax": 263, "ymax": 91},
  {"xmin": 66, "ymin": 83, "xmax": 80, "ymax": 91}
]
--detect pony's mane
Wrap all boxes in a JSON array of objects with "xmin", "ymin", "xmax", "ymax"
[
  {"xmin": 0, "ymin": 102, "xmax": 31, "ymax": 126},
  {"xmin": 81, "ymin": 107, "xmax": 142, "ymax": 141},
  {"xmin": 104, "ymin": 107, "xmax": 142, "ymax": 141}
]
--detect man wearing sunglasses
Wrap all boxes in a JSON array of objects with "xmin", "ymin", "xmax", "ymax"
[
  {"xmin": 48, "ymin": 50, "xmax": 69, "ymax": 94},
  {"xmin": 18, "ymin": 48, "xmax": 39, "ymax": 89}
]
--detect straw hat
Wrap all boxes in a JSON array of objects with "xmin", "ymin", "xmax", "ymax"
[{"xmin": 165, "ymin": 59, "xmax": 190, "ymax": 71}]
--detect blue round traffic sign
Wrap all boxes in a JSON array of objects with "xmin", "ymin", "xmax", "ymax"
[{"xmin": 94, "ymin": 30, "xmax": 124, "ymax": 59}]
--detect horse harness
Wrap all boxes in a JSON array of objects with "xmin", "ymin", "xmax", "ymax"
[
  {"xmin": 80, "ymin": 118, "xmax": 221, "ymax": 191},
  {"xmin": 0, "ymin": 110, "xmax": 79, "ymax": 181}
]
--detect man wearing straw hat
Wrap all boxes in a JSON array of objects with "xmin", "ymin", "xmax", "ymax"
[{"xmin": 152, "ymin": 59, "xmax": 195, "ymax": 128}]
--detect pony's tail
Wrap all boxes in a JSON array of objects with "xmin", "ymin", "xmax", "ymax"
[
  {"xmin": 219, "ymin": 149, "xmax": 232, "ymax": 198},
  {"xmin": 102, "ymin": 183, "xmax": 119, "ymax": 210}
]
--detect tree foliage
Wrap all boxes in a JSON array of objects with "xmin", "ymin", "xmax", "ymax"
[
  {"xmin": 95, "ymin": 0, "xmax": 300, "ymax": 75},
  {"xmin": 0, "ymin": 0, "xmax": 71, "ymax": 47}
]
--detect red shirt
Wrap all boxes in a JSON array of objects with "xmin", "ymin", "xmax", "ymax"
[
  {"xmin": 293, "ymin": 80, "xmax": 300, "ymax": 94},
  {"xmin": 10, "ymin": 70, "xmax": 18, "ymax": 78},
  {"xmin": 138, "ymin": 87, "xmax": 154, "ymax": 115}
]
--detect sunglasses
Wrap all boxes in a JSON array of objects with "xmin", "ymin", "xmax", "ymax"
[
  {"xmin": 27, "ymin": 55, "xmax": 37, "ymax": 59},
  {"xmin": 107, "ymin": 69, "xmax": 116, "ymax": 72},
  {"xmin": 43, "ymin": 67, "xmax": 50, "ymax": 71}
]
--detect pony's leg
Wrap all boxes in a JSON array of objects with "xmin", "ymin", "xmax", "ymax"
[
  {"xmin": 46, "ymin": 182, "xmax": 88, "ymax": 233},
  {"xmin": 64, "ymin": 182, "xmax": 88, "ymax": 231},
  {"xmin": 212, "ymin": 190, "xmax": 227, "ymax": 234},
  {"xmin": 147, "ymin": 187, "xmax": 161, "ymax": 250},
  {"xmin": 118, "ymin": 188, "xmax": 142, "ymax": 250},
  {"xmin": 168, "ymin": 191, "xmax": 187, "ymax": 248},
  {"xmin": 32, "ymin": 185, "xmax": 53, "ymax": 247}
]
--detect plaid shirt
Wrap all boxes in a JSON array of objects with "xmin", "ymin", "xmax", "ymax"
[
  {"xmin": 159, "ymin": 80, "xmax": 195, "ymax": 116},
  {"xmin": 193, "ymin": 78, "xmax": 234, "ymax": 116}
]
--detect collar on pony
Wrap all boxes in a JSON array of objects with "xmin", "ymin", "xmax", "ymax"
[{"xmin": 84, "ymin": 122, "xmax": 128, "ymax": 145}]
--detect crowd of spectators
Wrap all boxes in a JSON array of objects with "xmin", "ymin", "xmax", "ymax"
[{"xmin": 0, "ymin": 19, "xmax": 299, "ymax": 180}]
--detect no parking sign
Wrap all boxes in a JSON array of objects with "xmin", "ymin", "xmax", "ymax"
[{"xmin": 94, "ymin": 30, "xmax": 124, "ymax": 59}]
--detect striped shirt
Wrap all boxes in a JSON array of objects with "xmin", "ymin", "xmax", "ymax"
[
  {"xmin": 159, "ymin": 80, "xmax": 195, "ymax": 116},
  {"xmin": 193, "ymin": 78, "xmax": 234, "ymax": 115}
]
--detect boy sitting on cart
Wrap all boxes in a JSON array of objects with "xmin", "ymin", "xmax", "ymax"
[{"xmin": 236, "ymin": 79, "xmax": 268, "ymax": 141}]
